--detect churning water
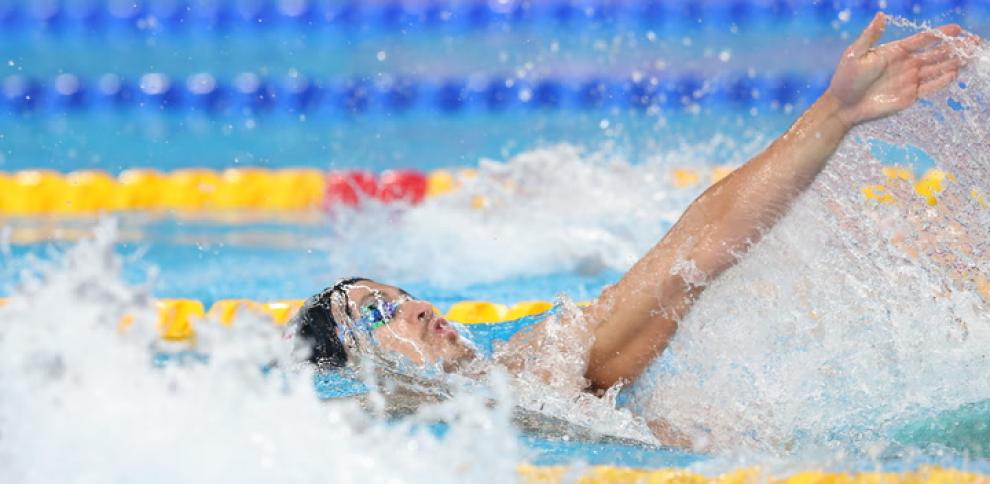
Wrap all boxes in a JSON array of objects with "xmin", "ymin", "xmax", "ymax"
[
  {"xmin": 627, "ymin": 34, "xmax": 990, "ymax": 465},
  {"xmin": 2, "ymin": 24, "xmax": 989, "ymax": 483},
  {"xmin": 0, "ymin": 222, "xmax": 527, "ymax": 483}
]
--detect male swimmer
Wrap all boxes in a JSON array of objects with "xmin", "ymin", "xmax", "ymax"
[{"xmin": 290, "ymin": 13, "xmax": 979, "ymax": 441}]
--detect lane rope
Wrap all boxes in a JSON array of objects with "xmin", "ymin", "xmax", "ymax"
[
  {"xmin": 0, "ymin": 165, "xmax": 739, "ymax": 215},
  {"xmin": 122, "ymin": 297, "xmax": 564, "ymax": 341},
  {"xmin": 2, "ymin": 293, "xmax": 986, "ymax": 478},
  {"xmin": 0, "ymin": 0, "xmax": 970, "ymax": 35},
  {"xmin": 0, "ymin": 296, "xmax": 562, "ymax": 341},
  {"xmin": 515, "ymin": 464, "xmax": 990, "ymax": 483},
  {"xmin": 1, "ymin": 165, "xmax": 974, "ymax": 215},
  {"xmin": 2, "ymin": 71, "xmax": 831, "ymax": 116}
]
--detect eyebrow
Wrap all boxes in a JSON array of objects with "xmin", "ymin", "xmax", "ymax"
[{"xmin": 355, "ymin": 293, "xmax": 375, "ymax": 316}]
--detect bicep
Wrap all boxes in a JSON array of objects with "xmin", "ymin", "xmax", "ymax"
[
  {"xmin": 582, "ymin": 176, "xmax": 761, "ymax": 389},
  {"xmin": 583, "ymin": 246, "xmax": 700, "ymax": 390}
]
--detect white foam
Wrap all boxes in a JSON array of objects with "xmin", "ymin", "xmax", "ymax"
[
  {"xmin": 630, "ymin": 39, "xmax": 990, "ymax": 462},
  {"xmin": 0, "ymin": 221, "xmax": 522, "ymax": 484},
  {"xmin": 322, "ymin": 25, "xmax": 990, "ymax": 467},
  {"xmin": 324, "ymin": 137, "xmax": 764, "ymax": 288},
  {"xmin": 3, "ymin": 22, "xmax": 988, "ymax": 478}
]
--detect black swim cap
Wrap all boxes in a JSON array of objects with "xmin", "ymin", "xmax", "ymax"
[{"xmin": 292, "ymin": 277, "xmax": 367, "ymax": 369}]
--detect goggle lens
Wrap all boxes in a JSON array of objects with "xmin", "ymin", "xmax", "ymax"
[{"xmin": 358, "ymin": 299, "xmax": 399, "ymax": 332}]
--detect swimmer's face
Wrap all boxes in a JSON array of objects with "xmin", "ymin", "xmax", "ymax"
[{"xmin": 331, "ymin": 279, "xmax": 476, "ymax": 371}]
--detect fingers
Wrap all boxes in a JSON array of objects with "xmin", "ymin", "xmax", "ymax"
[
  {"xmin": 918, "ymin": 69, "xmax": 960, "ymax": 98},
  {"xmin": 919, "ymin": 56, "xmax": 963, "ymax": 81},
  {"xmin": 950, "ymin": 34, "xmax": 984, "ymax": 59},
  {"xmin": 916, "ymin": 43, "xmax": 955, "ymax": 63},
  {"xmin": 894, "ymin": 24, "xmax": 964, "ymax": 52},
  {"xmin": 850, "ymin": 12, "xmax": 887, "ymax": 57},
  {"xmin": 914, "ymin": 34, "xmax": 979, "ymax": 70}
]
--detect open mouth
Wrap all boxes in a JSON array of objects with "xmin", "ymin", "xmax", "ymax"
[{"xmin": 432, "ymin": 318, "xmax": 456, "ymax": 339}]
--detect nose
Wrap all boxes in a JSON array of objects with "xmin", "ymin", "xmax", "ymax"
[{"xmin": 403, "ymin": 299, "xmax": 435, "ymax": 325}]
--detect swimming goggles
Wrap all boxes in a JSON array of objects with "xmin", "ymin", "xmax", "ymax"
[
  {"xmin": 352, "ymin": 293, "xmax": 411, "ymax": 334},
  {"xmin": 328, "ymin": 284, "xmax": 414, "ymax": 346}
]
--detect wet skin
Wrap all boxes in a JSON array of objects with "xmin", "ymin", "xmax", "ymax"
[
  {"xmin": 329, "ymin": 280, "xmax": 476, "ymax": 371},
  {"xmin": 318, "ymin": 16, "xmax": 980, "ymax": 450},
  {"xmin": 331, "ymin": 15, "xmax": 980, "ymax": 401}
]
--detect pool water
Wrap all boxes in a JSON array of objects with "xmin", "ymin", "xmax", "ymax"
[{"xmin": 3, "ymin": 1, "xmax": 990, "ymax": 482}]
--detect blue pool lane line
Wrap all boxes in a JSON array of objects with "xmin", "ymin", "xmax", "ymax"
[
  {"xmin": 0, "ymin": 0, "xmax": 976, "ymax": 34},
  {"xmin": 0, "ymin": 71, "xmax": 831, "ymax": 115}
]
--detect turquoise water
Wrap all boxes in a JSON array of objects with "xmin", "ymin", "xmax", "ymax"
[
  {"xmin": 3, "ymin": 1, "xmax": 990, "ymax": 478},
  {"xmin": 0, "ymin": 109, "xmax": 793, "ymax": 172}
]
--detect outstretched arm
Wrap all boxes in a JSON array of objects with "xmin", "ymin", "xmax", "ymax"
[{"xmin": 583, "ymin": 13, "xmax": 974, "ymax": 391}]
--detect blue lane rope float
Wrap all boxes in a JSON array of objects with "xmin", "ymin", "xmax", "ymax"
[
  {"xmin": 0, "ymin": 71, "xmax": 832, "ymax": 116},
  {"xmin": 0, "ymin": 0, "xmax": 976, "ymax": 34}
]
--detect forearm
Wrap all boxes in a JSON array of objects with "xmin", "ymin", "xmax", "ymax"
[
  {"xmin": 670, "ymin": 91, "xmax": 851, "ymax": 280},
  {"xmin": 583, "ymin": 92, "xmax": 852, "ymax": 389},
  {"xmin": 583, "ymin": 15, "xmax": 970, "ymax": 392}
]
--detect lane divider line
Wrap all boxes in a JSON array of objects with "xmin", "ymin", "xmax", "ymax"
[
  {"xmin": 516, "ymin": 464, "xmax": 990, "ymax": 483},
  {"xmin": 2, "ymin": 71, "xmax": 832, "ymax": 116},
  {"xmin": 0, "ymin": 165, "xmax": 740, "ymax": 215},
  {"xmin": 0, "ymin": 0, "xmax": 954, "ymax": 35},
  {"xmin": 100, "ymin": 298, "xmax": 569, "ymax": 342}
]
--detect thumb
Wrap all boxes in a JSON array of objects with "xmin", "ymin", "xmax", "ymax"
[{"xmin": 850, "ymin": 12, "xmax": 886, "ymax": 57}]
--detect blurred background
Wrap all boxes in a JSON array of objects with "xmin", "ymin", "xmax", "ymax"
[
  {"xmin": 1, "ymin": 0, "xmax": 984, "ymax": 173},
  {"xmin": 3, "ymin": 1, "xmax": 990, "ymax": 473},
  {"xmin": 1, "ymin": 0, "xmax": 987, "ymax": 304}
]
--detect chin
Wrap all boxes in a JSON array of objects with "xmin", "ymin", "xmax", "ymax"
[{"xmin": 439, "ymin": 342, "xmax": 476, "ymax": 372}]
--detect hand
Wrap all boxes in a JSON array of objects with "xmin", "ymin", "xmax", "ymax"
[{"xmin": 826, "ymin": 12, "xmax": 978, "ymax": 127}]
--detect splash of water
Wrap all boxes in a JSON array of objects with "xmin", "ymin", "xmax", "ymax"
[
  {"xmin": 320, "ymin": 24, "xmax": 990, "ymax": 468},
  {"xmin": 324, "ymin": 136, "xmax": 765, "ymax": 289},
  {"xmin": 4, "ymin": 24, "xmax": 986, "ymax": 479},
  {"xmin": 488, "ymin": 297, "xmax": 660, "ymax": 445},
  {"xmin": 628, "ymin": 39, "xmax": 990, "ymax": 463},
  {"xmin": 348, "ymin": 295, "xmax": 661, "ymax": 446},
  {"xmin": 0, "ymin": 220, "xmax": 522, "ymax": 484}
]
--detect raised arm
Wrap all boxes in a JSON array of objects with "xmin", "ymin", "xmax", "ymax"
[{"xmin": 583, "ymin": 13, "xmax": 973, "ymax": 391}]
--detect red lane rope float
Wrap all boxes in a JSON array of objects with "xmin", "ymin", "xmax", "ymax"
[
  {"xmin": 324, "ymin": 169, "xmax": 428, "ymax": 207},
  {"xmin": 0, "ymin": 166, "xmax": 729, "ymax": 215},
  {"xmin": 3, "ymin": 165, "xmax": 978, "ymax": 216},
  {"xmin": 0, "ymin": 168, "xmax": 442, "ymax": 215}
]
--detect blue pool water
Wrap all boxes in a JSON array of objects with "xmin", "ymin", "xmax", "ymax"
[{"xmin": 3, "ymin": 1, "xmax": 990, "ymax": 480}]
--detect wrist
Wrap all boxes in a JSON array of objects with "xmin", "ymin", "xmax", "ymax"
[{"xmin": 819, "ymin": 90, "xmax": 856, "ymax": 131}]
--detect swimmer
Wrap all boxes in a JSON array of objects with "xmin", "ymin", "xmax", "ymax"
[{"xmin": 290, "ymin": 13, "xmax": 980, "ymax": 443}]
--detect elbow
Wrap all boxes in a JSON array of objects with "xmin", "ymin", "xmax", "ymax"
[{"xmin": 584, "ymin": 365, "xmax": 622, "ymax": 395}]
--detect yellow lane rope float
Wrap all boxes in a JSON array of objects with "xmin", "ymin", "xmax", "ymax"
[
  {"xmin": 862, "ymin": 167, "xmax": 983, "ymax": 208},
  {"xmin": 4, "ymin": 291, "xmax": 986, "ymax": 482},
  {"xmin": 516, "ymin": 465, "xmax": 990, "ymax": 483},
  {"xmin": 3, "ymin": 165, "xmax": 975, "ymax": 216},
  {"xmin": 103, "ymin": 298, "xmax": 564, "ymax": 341},
  {"xmin": 0, "ymin": 166, "xmax": 737, "ymax": 215},
  {"xmin": 1, "ymin": 164, "xmax": 980, "ymax": 216}
]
